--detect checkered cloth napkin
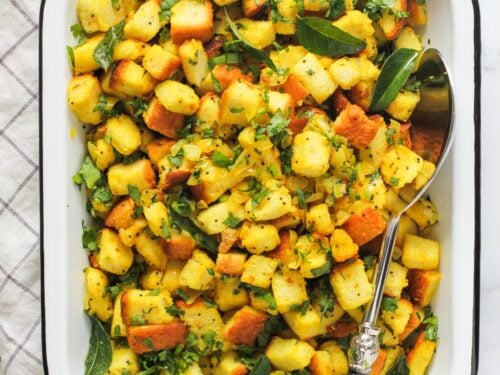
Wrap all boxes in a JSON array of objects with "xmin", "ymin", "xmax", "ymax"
[{"xmin": 0, "ymin": 0, "xmax": 43, "ymax": 374}]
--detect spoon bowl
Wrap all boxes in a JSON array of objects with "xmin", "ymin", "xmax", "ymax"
[{"xmin": 348, "ymin": 48, "xmax": 454, "ymax": 375}]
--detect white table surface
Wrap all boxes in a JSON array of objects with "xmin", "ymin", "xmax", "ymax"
[{"xmin": 0, "ymin": 0, "xmax": 497, "ymax": 373}]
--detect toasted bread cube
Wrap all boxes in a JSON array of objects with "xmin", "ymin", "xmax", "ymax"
[
  {"xmin": 161, "ymin": 233, "xmax": 197, "ymax": 261},
  {"xmin": 283, "ymin": 305, "xmax": 325, "ymax": 339},
  {"xmin": 330, "ymin": 259, "xmax": 372, "ymax": 310},
  {"xmin": 295, "ymin": 235, "xmax": 331, "ymax": 279},
  {"xmin": 105, "ymin": 114, "xmax": 142, "ymax": 156},
  {"xmin": 319, "ymin": 341, "xmax": 349, "ymax": 375},
  {"xmin": 343, "ymin": 208, "xmax": 386, "ymax": 246},
  {"xmin": 108, "ymin": 159, "xmax": 156, "ymax": 195},
  {"xmin": 267, "ymin": 91, "xmax": 294, "ymax": 115},
  {"xmin": 142, "ymin": 45, "xmax": 181, "ymax": 81},
  {"xmin": 408, "ymin": 269, "xmax": 441, "ymax": 307},
  {"xmin": 77, "ymin": 0, "xmax": 125, "ymax": 33},
  {"xmin": 121, "ymin": 288, "xmax": 174, "ymax": 326},
  {"xmin": 67, "ymin": 74, "xmax": 103, "ymax": 124},
  {"xmin": 402, "ymin": 234, "xmax": 440, "ymax": 270},
  {"xmin": 406, "ymin": 332, "xmax": 437, "ymax": 375},
  {"xmin": 384, "ymin": 262, "xmax": 409, "ymax": 298},
  {"xmin": 272, "ymin": 268, "xmax": 308, "ymax": 313},
  {"xmin": 330, "ymin": 228, "xmax": 359, "ymax": 263},
  {"xmin": 241, "ymin": 255, "xmax": 278, "ymax": 288},
  {"xmin": 118, "ymin": 217, "xmax": 148, "ymax": 247},
  {"xmin": 84, "ymin": 267, "xmax": 113, "ymax": 322},
  {"xmin": 100, "ymin": 68, "xmax": 127, "ymax": 99},
  {"xmin": 333, "ymin": 10, "xmax": 374, "ymax": 40},
  {"xmin": 113, "ymin": 39, "xmax": 149, "ymax": 62},
  {"xmin": 143, "ymin": 97, "xmax": 184, "ymax": 139},
  {"xmin": 127, "ymin": 321, "xmax": 188, "ymax": 353},
  {"xmin": 240, "ymin": 222, "xmax": 281, "ymax": 254},
  {"xmin": 178, "ymin": 39, "xmax": 209, "ymax": 87},
  {"xmin": 171, "ymin": 0, "xmax": 214, "ymax": 44},
  {"xmin": 333, "ymin": 104, "xmax": 381, "ymax": 149},
  {"xmin": 265, "ymin": 337, "xmax": 316, "ymax": 372},
  {"xmin": 328, "ymin": 57, "xmax": 379, "ymax": 90},
  {"xmin": 378, "ymin": 0, "xmax": 407, "ymax": 41},
  {"xmin": 107, "ymin": 344, "xmax": 140, "ymax": 374},
  {"xmin": 396, "ymin": 215, "xmax": 418, "ymax": 247},
  {"xmin": 223, "ymin": 306, "xmax": 267, "ymax": 345},
  {"xmin": 412, "ymin": 160, "xmax": 436, "ymax": 191},
  {"xmin": 146, "ymin": 138, "xmax": 176, "ymax": 167},
  {"xmin": 213, "ymin": 351, "xmax": 248, "ymax": 375},
  {"xmin": 179, "ymin": 249, "xmax": 216, "ymax": 290},
  {"xmin": 386, "ymin": 90, "xmax": 421, "ymax": 122},
  {"xmin": 347, "ymin": 79, "xmax": 375, "ymax": 112},
  {"xmin": 291, "ymin": 53, "xmax": 337, "ymax": 104},
  {"xmin": 381, "ymin": 298, "xmax": 413, "ymax": 336},
  {"xmin": 405, "ymin": 198, "xmax": 439, "ymax": 229},
  {"xmin": 180, "ymin": 299, "xmax": 227, "ymax": 352},
  {"xmin": 160, "ymin": 260, "xmax": 185, "ymax": 292},
  {"xmin": 142, "ymin": 201, "xmax": 169, "ymax": 238},
  {"xmin": 408, "ymin": 0, "xmax": 427, "ymax": 26},
  {"xmin": 377, "ymin": 346, "xmax": 404, "ymax": 375},
  {"xmin": 111, "ymin": 292, "xmax": 127, "ymax": 338},
  {"xmin": 139, "ymin": 268, "xmax": 165, "ymax": 290},
  {"xmin": 215, "ymin": 276, "xmax": 249, "ymax": 312},
  {"xmin": 195, "ymin": 93, "xmax": 220, "ymax": 133},
  {"xmin": 105, "ymin": 198, "xmax": 135, "ymax": 230},
  {"xmin": 245, "ymin": 181, "xmax": 292, "ymax": 222},
  {"xmin": 395, "ymin": 27, "xmax": 423, "ymax": 52},
  {"xmin": 272, "ymin": 0, "xmax": 298, "ymax": 34},
  {"xmin": 381, "ymin": 145, "xmax": 423, "ymax": 189},
  {"xmin": 109, "ymin": 60, "xmax": 157, "ymax": 98},
  {"xmin": 242, "ymin": 0, "xmax": 266, "ymax": 17},
  {"xmin": 220, "ymin": 80, "xmax": 264, "ymax": 126},
  {"xmin": 88, "ymin": 139, "xmax": 116, "ymax": 171},
  {"xmin": 399, "ymin": 306, "xmax": 425, "ymax": 341},
  {"xmin": 97, "ymin": 228, "xmax": 134, "ymax": 275},
  {"xmin": 197, "ymin": 201, "xmax": 245, "ymax": 235},
  {"xmin": 306, "ymin": 204, "xmax": 335, "ymax": 235},
  {"xmin": 249, "ymin": 289, "xmax": 278, "ymax": 315},
  {"xmin": 155, "ymin": 80, "xmax": 200, "ymax": 115},
  {"xmin": 135, "ymin": 230, "xmax": 168, "ymax": 270},
  {"xmin": 124, "ymin": 0, "xmax": 163, "ymax": 42},
  {"xmin": 282, "ymin": 74, "xmax": 309, "ymax": 105},
  {"xmin": 235, "ymin": 18, "xmax": 275, "ymax": 49},
  {"xmin": 216, "ymin": 252, "xmax": 247, "ymax": 276},
  {"xmin": 291, "ymin": 131, "xmax": 330, "ymax": 178},
  {"xmin": 267, "ymin": 231, "xmax": 300, "ymax": 269},
  {"xmin": 310, "ymin": 350, "xmax": 333, "ymax": 375}
]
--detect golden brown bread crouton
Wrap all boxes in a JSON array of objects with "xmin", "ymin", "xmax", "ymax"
[
  {"xmin": 107, "ymin": 159, "xmax": 157, "ymax": 196},
  {"xmin": 143, "ymin": 97, "xmax": 185, "ymax": 139},
  {"xmin": 377, "ymin": 0, "xmax": 407, "ymax": 41},
  {"xmin": 218, "ymin": 228, "xmax": 240, "ymax": 254},
  {"xmin": 399, "ymin": 307, "xmax": 425, "ymax": 341},
  {"xmin": 267, "ymin": 231, "xmax": 300, "ymax": 269},
  {"xmin": 282, "ymin": 74, "xmax": 309, "ymax": 105},
  {"xmin": 67, "ymin": 74, "xmax": 103, "ymax": 125},
  {"xmin": 326, "ymin": 320, "xmax": 358, "ymax": 338},
  {"xmin": 127, "ymin": 321, "xmax": 188, "ymax": 354},
  {"xmin": 109, "ymin": 60, "xmax": 157, "ymax": 98},
  {"xmin": 333, "ymin": 104, "xmax": 382, "ymax": 149},
  {"xmin": 407, "ymin": 269, "xmax": 441, "ymax": 307},
  {"xmin": 242, "ymin": 0, "xmax": 266, "ymax": 17},
  {"xmin": 213, "ymin": 351, "xmax": 249, "ymax": 375},
  {"xmin": 105, "ymin": 198, "xmax": 135, "ymax": 230},
  {"xmin": 170, "ymin": 0, "xmax": 214, "ymax": 45},
  {"xmin": 215, "ymin": 252, "xmax": 247, "ymax": 276},
  {"xmin": 370, "ymin": 349, "xmax": 388, "ymax": 375},
  {"xmin": 406, "ymin": 332, "xmax": 437, "ymax": 375},
  {"xmin": 121, "ymin": 289, "xmax": 174, "ymax": 326},
  {"xmin": 142, "ymin": 45, "xmax": 182, "ymax": 81},
  {"xmin": 343, "ymin": 208, "xmax": 386, "ymax": 246},
  {"xmin": 408, "ymin": 0, "xmax": 427, "ymax": 26},
  {"xmin": 146, "ymin": 138, "xmax": 176, "ymax": 166},
  {"xmin": 160, "ymin": 233, "xmax": 196, "ymax": 261},
  {"xmin": 332, "ymin": 89, "xmax": 352, "ymax": 116},
  {"xmin": 223, "ymin": 306, "xmax": 267, "ymax": 345},
  {"xmin": 160, "ymin": 169, "xmax": 192, "ymax": 191},
  {"xmin": 213, "ymin": 65, "xmax": 248, "ymax": 91},
  {"xmin": 309, "ymin": 350, "xmax": 333, "ymax": 375},
  {"xmin": 330, "ymin": 259, "xmax": 373, "ymax": 310}
]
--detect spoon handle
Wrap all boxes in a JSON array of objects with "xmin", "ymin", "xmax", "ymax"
[{"xmin": 348, "ymin": 216, "xmax": 401, "ymax": 374}]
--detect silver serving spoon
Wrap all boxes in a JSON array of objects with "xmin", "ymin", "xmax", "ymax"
[{"xmin": 348, "ymin": 48, "xmax": 454, "ymax": 374}]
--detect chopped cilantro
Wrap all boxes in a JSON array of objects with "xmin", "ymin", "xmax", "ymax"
[
  {"xmin": 70, "ymin": 23, "xmax": 87, "ymax": 44},
  {"xmin": 92, "ymin": 186, "xmax": 113, "ymax": 206},
  {"xmin": 382, "ymin": 297, "xmax": 399, "ymax": 312},
  {"xmin": 82, "ymin": 223, "xmax": 100, "ymax": 252},
  {"xmin": 212, "ymin": 151, "xmax": 233, "ymax": 168},
  {"xmin": 165, "ymin": 305, "xmax": 184, "ymax": 317},
  {"xmin": 72, "ymin": 156, "xmax": 102, "ymax": 190},
  {"xmin": 295, "ymin": 188, "xmax": 312, "ymax": 209},
  {"xmin": 390, "ymin": 176, "xmax": 400, "ymax": 186},
  {"xmin": 223, "ymin": 213, "xmax": 242, "ymax": 228}
]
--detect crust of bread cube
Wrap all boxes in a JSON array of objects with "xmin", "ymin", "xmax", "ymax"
[
  {"xmin": 223, "ymin": 306, "xmax": 267, "ymax": 345},
  {"xmin": 333, "ymin": 104, "xmax": 382, "ymax": 149},
  {"xmin": 332, "ymin": 89, "xmax": 352, "ymax": 116},
  {"xmin": 109, "ymin": 59, "xmax": 157, "ymax": 98},
  {"xmin": 399, "ymin": 306, "xmax": 425, "ymax": 341},
  {"xmin": 143, "ymin": 97, "xmax": 185, "ymax": 139},
  {"xmin": 127, "ymin": 321, "xmax": 188, "ymax": 354},
  {"xmin": 213, "ymin": 65, "xmax": 248, "ymax": 91},
  {"xmin": 310, "ymin": 350, "xmax": 333, "ymax": 375},
  {"xmin": 160, "ymin": 169, "xmax": 192, "ymax": 191},
  {"xmin": 160, "ymin": 233, "xmax": 196, "ymax": 261},
  {"xmin": 370, "ymin": 349, "xmax": 388, "ymax": 375},
  {"xmin": 146, "ymin": 138, "xmax": 176, "ymax": 166},
  {"xmin": 215, "ymin": 252, "xmax": 247, "ymax": 275},
  {"xmin": 267, "ymin": 231, "xmax": 300, "ymax": 269},
  {"xmin": 171, "ymin": 0, "xmax": 214, "ymax": 45},
  {"xmin": 377, "ymin": 0, "xmax": 407, "ymax": 41},
  {"xmin": 408, "ymin": 0, "xmax": 427, "ymax": 26},
  {"xmin": 326, "ymin": 320, "xmax": 358, "ymax": 338},
  {"xmin": 406, "ymin": 332, "xmax": 437, "ymax": 375},
  {"xmin": 343, "ymin": 207, "xmax": 386, "ymax": 246},
  {"xmin": 105, "ymin": 197, "xmax": 135, "ymax": 230},
  {"xmin": 242, "ymin": 0, "xmax": 266, "ymax": 17},
  {"xmin": 143, "ymin": 45, "xmax": 181, "ymax": 81},
  {"xmin": 218, "ymin": 228, "xmax": 240, "ymax": 254},
  {"xmin": 407, "ymin": 269, "xmax": 441, "ymax": 307}
]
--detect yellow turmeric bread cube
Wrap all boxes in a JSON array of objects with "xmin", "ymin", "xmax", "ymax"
[
  {"xmin": 107, "ymin": 159, "xmax": 156, "ymax": 195},
  {"xmin": 135, "ymin": 229, "xmax": 169, "ymax": 270},
  {"xmin": 170, "ymin": 0, "xmax": 214, "ymax": 44},
  {"xmin": 223, "ymin": 306, "xmax": 267, "ymax": 345},
  {"xmin": 121, "ymin": 288, "xmax": 174, "ymax": 326},
  {"xmin": 109, "ymin": 59, "xmax": 157, "ymax": 98},
  {"xmin": 241, "ymin": 255, "xmax": 278, "ymax": 288},
  {"xmin": 402, "ymin": 234, "xmax": 440, "ymax": 270},
  {"xmin": 330, "ymin": 259, "xmax": 373, "ymax": 311},
  {"xmin": 265, "ymin": 337, "xmax": 316, "ymax": 372},
  {"xmin": 84, "ymin": 267, "xmax": 113, "ymax": 322},
  {"xmin": 215, "ymin": 276, "xmax": 249, "ymax": 312},
  {"xmin": 107, "ymin": 344, "xmax": 140, "ymax": 374},
  {"xmin": 77, "ymin": 0, "xmax": 126, "ymax": 33},
  {"xmin": 97, "ymin": 228, "xmax": 134, "ymax": 275},
  {"xmin": 213, "ymin": 351, "xmax": 248, "ymax": 375},
  {"xmin": 155, "ymin": 80, "xmax": 200, "ymax": 115},
  {"xmin": 406, "ymin": 332, "xmax": 437, "ymax": 375},
  {"xmin": 178, "ymin": 39, "xmax": 209, "ymax": 87},
  {"xmin": 271, "ymin": 267, "xmax": 308, "ymax": 313},
  {"xmin": 240, "ymin": 222, "xmax": 281, "ymax": 254},
  {"xmin": 381, "ymin": 298, "xmax": 413, "ymax": 336},
  {"xmin": 127, "ymin": 321, "xmax": 188, "ymax": 353},
  {"xmin": 330, "ymin": 228, "xmax": 359, "ymax": 262},
  {"xmin": 143, "ymin": 45, "xmax": 181, "ymax": 81},
  {"xmin": 179, "ymin": 249, "xmax": 216, "ymax": 290},
  {"xmin": 67, "ymin": 74, "xmax": 103, "ymax": 125},
  {"xmin": 124, "ymin": 0, "xmax": 163, "ymax": 42},
  {"xmin": 105, "ymin": 114, "xmax": 142, "ymax": 156},
  {"xmin": 408, "ymin": 269, "xmax": 441, "ymax": 307}
]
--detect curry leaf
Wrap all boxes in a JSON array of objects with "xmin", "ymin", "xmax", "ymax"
[
  {"xmin": 249, "ymin": 355, "xmax": 271, "ymax": 375},
  {"xmin": 295, "ymin": 16, "xmax": 366, "ymax": 57},
  {"xmin": 93, "ymin": 20, "xmax": 125, "ymax": 71},
  {"xmin": 84, "ymin": 315, "xmax": 112, "ymax": 375},
  {"xmin": 225, "ymin": 10, "xmax": 279, "ymax": 73},
  {"xmin": 369, "ymin": 48, "xmax": 420, "ymax": 113}
]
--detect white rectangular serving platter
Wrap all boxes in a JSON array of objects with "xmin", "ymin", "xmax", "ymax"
[{"xmin": 40, "ymin": 0, "xmax": 479, "ymax": 373}]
